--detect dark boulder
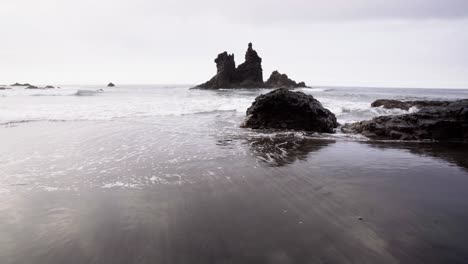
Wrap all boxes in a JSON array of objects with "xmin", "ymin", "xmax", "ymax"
[
  {"xmin": 371, "ymin": 99, "xmax": 450, "ymax": 110},
  {"xmin": 107, "ymin": 82, "xmax": 115, "ymax": 87},
  {"xmin": 265, "ymin": 70, "xmax": 307, "ymax": 89},
  {"xmin": 343, "ymin": 99, "xmax": 468, "ymax": 141},
  {"xmin": 44, "ymin": 85, "xmax": 55, "ymax": 89},
  {"xmin": 242, "ymin": 88, "xmax": 338, "ymax": 132},
  {"xmin": 25, "ymin": 85, "xmax": 39, "ymax": 89}
]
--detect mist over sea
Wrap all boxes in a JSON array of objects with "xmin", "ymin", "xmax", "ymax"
[{"xmin": 1, "ymin": 85, "xmax": 468, "ymax": 263}]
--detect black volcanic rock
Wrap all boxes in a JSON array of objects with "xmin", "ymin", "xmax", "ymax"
[
  {"xmin": 195, "ymin": 43, "xmax": 265, "ymax": 89},
  {"xmin": 242, "ymin": 88, "xmax": 338, "ymax": 132},
  {"xmin": 25, "ymin": 85, "xmax": 39, "ymax": 89},
  {"xmin": 371, "ymin": 99, "xmax": 450, "ymax": 110},
  {"xmin": 265, "ymin": 70, "xmax": 307, "ymax": 89},
  {"xmin": 107, "ymin": 82, "xmax": 115, "ymax": 87},
  {"xmin": 234, "ymin": 43, "xmax": 263, "ymax": 85},
  {"xmin": 343, "ymin": 99, "xmax": 468, "ymax": 141}
]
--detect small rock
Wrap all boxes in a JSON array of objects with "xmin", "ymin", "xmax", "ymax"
[{"xmin": 265, "ymin": 70, "xmax": 307, "ymax": 89}]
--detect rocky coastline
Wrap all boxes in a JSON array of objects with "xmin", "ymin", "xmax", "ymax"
[{"xmin": 242, "ymin": 91, "xmax": 467, "ymax": 142}]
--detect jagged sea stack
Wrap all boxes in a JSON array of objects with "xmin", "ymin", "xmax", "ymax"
[
  {"xmin": 242, "ymin": 88, "xmax": 338, "ymax": 132},
  {"xmin": 234, "ymin": 42, "xmax": 264, "ymax": 85},
  {"xmin": 195, "ymin": 42, "xmax": 308, "ymax": 89},
  {"xmin": 196, "ymin": 43, "xmax": 264, "ymax": 89}
]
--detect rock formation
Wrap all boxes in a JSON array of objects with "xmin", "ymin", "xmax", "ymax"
[
  {"xmin": 242, "ymin": 88, "xmax": 338, "ymax": 132},
  {"xmin": 343, "ymin": 99, "xmax": 468, "ymax": 141},
  {"xmin": 196, "ymin": 43, "xmax": 264, "ymax": 89},
  {"xmin": 194, "ymin": 43, "xmax": 307, "ymax": 89},
  {"xmin": 107, "ymin": 82, "xmax": 115, "ymax": 87},
  {"xmin": 265, "ymin": 71, "xmax": 306, "ymax": 89},
  {"xmin": 371, "ymin": 99, "xmax": 450, "ymax": 110}
]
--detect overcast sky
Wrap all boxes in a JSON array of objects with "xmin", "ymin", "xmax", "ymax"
[{"xmin": 1, "ymin": 0, "xmax": 468, "ymax": 88}]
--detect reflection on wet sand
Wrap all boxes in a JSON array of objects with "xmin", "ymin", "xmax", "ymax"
[
  {"xmin": 363, "ymin": 141, "xmax": 468, "ymax": 172},
  {"xmin": 246, "ymin": 134, "xmax": 335, "ymax": 167}
]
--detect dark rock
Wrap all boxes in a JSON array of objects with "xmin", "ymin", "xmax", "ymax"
[
  {"xmin": 265, "ymin": 70, "xmax": 307, "ymax": 89},
  {"xmin": 25, "ymin": 85, "xmax": 39, "ymax": 89},
  {"xmin": 371, "ymin": 99, "xmax": 450, "ymax": 111},
  {"xmin": 195, "ymin": 43, "xmax": 265, "ymax": 89},
  {"xmin": 107, "ymin": 83, "xmax": 115, "ymax": 87},
  {"xmin": 343, "ymin": 99, "xmax": 468, "ymax": 141},
  {"xmin": 242, "ymin": 88, "xmax": 338, "ymax": 132},
  {"xmin": 44, "ymin": 85, "xmax": 55, "ymax": 89},
  {"xmin": 11, "ymin": 83, "xmax": 32, "ymax": 87}
]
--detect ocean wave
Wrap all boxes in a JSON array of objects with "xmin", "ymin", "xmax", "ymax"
[
  {"xmin": 300, "ymin": 87, "xmax": 330, "ymax": 92},
  {"xmin": 188, "ymin": 109, "xmax": 238, "ymax": 115},
  {"xmin": 74, "ymin": 90, "xmax": 104, "ymax": 96}
]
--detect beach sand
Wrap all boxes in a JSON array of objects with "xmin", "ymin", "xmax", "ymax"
[{"xmin": 1, "ymin": 120, "xmax": 468, "ymax": 263}]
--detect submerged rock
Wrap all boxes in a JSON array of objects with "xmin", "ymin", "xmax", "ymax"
[
  {"xmin": 371, "ymin": 99, "xmax": 450, "ymax": 110},
  {"xmin": 44, "ymin": 85, "xmax": 55, "ymax": 89},
  {"xmin": 265, "ymin": 70, "xmax": 307, "ymax": 89},
  {"xmin": 343, "ymin": 99, "xmax": 468, "ymax": 141},
  {"xmin": 107, "ymin": 82, "xmax": 115, "ymax": 87},
  {"xmin": 25, "ymin": 85, "xmax": 39, "ymax": 89},
  {"xmin": 195, "ymin": 43, "xmax": 264, "ymax": 89},
  {"xmin": 242, "ymin": 88, "xmax": 338, "ymax": 132}
]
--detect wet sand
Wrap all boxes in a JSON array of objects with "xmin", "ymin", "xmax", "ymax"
[{"xmin": 1, "ymin": 120, "xmax": 468, "ymax": 263}]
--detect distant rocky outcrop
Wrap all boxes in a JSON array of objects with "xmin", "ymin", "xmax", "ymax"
[
  {"xmin": 24, "ymin": 85, "xmax": 55, "ymax": 90},
  {"xmin": 242, "ymin": 88, "xmax": 337, "ymax": 132},
  {"xmin": 107, "ymin": 82, "xmax": 115, "ymax": 87},
  {"xmin": 194, "ymin": 43, "xmax": 306, "ymax": 89},
  {"xmin": 11, "ymin": 83, "xmax": 32, "ymax": 87},
  {"xmin": 371, "ymin": 99, "xmax": 450, "ymax": 110},
  {"xmin": 343, "ymin": 99, "xmax": 468, "ymax": 141},
  {"xmin": 265, "ymin": 71, "xmax": 306, "ymax": 89}
]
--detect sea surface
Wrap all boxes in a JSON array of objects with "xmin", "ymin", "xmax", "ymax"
[{"xmin": 1, "ymin": 85, "xmax": 468, "ymax": 263}]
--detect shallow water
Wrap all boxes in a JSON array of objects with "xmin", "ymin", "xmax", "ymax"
[
  {"xmin": 1, "ymin": 86, "xmax": 468, "ymax": 263},
  {"xmin": 1, "ymin": 84, "xmax": 468, "ymax": 125}
]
